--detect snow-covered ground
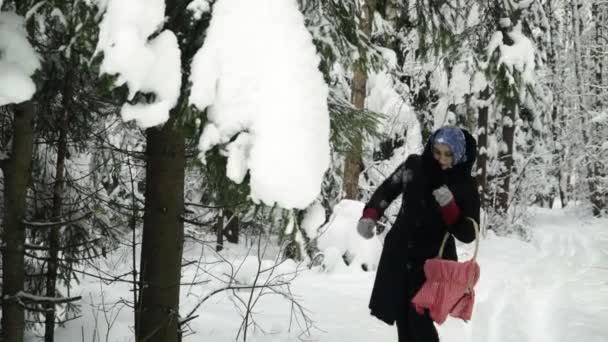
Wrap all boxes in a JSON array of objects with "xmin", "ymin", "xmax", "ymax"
[{"xmin": 31, "ymin": 206, "xmax": 608, "ymax": 342}]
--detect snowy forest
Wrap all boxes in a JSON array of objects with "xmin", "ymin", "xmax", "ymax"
[{"xmin": 0, "ymin": 0, "xmax": 606, "ymax": 342}]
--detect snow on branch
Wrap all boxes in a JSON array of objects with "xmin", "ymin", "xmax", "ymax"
[
  {"xmin": 0, "ymin": 9, "xmax": 40, "ymax": 105},
  {"xmin": 94, "ymin": 0, "xmax": 181, "ymax": 128},
  {"xmin": 486, "ymin": 22, "xmax": 536, "ymax": 87},
  {"xmin": 23, "ymin": 212, "xmax": 92, "ymax": 228},
  {"xmin": 189, "ymin": 0, "xmax": 330, "ymax": 210},
  {"xmin": 0, "ymin": 291, "xmax": 82, "ymax": 305}
]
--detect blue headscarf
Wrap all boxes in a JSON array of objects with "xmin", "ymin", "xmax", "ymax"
[{"xmin": 433, "ymin": 127, "xmax": 467, "ymax": 165}]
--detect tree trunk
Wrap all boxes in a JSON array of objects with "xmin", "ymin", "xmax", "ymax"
[
  {"xmin": 137, "ymin": 122, "xmax": 185, "ymax": 342},
  {"xmin": 342, "ymin": 72, "xmax": 364, "ymax": 199},
  {"xmin": 43, "ymin": 124, "xmax": 66, "ymax": 342},
  {"xmin": 589, "ymin": 1, "xmax": 606, "ymax": 215},
  {"xmin": 1, "ymin": 101, "xmax": 35, "ymax": 342},
  {"xmin": 43, "ymin": 62, "xmax": 74, "ymax": 342},
  {"xmin": 223, "ymin": 209, "xmax": 239, "ymax": 244},
  {"xmin": 476, "ymin": 86, "xmax": 490, "ymax": 209},
  {"xmin": 497, "ymin": 106, "xmax": 516, "ymax": 215},
  {"xmin": 571, "ymin": 0, "xmax": 597, "ymax": 213},
  {"xmin": 342, "ymin": 0, "xmax": 376, "ymax": 200},
  {"xmin": 135, "ymin": 1, "xmax": 200, "ymax": 340},
  {"xmin": 544, "ymin": 0, "xmax": 567, "ymax": 207},
  {"xmin": 215, "ymin": 210, "xmax": 224, "ymax": 252}
]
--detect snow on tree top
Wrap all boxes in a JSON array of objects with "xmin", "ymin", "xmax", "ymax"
[
  {"xmin": 0, "ymin": 10, "xmax": 40, "ymax": 105},
  {"xmin": 95, "ymin": 0, "xmax": 181, "ymax": 128}
]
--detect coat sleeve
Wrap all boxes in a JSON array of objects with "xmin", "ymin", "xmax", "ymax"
[
  {"xmin": 363, "ymin": 155, "xmax": 418, "ymax": 220},
  {"xmin": 447, "ymin": 179, "xmax": 480, "ymax": 243}
]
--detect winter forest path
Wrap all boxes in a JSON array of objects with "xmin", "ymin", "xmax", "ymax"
[
  {"xmin": 294, "ymin": 207, "xmax": 608, "ymax": 342},
  {"xmin": 438, "ymin": 207, "xmax": 608, "ymax": 342},
  {"xmin": 41, "ymin": 207, "xmax": 608, "ymax": 342}
]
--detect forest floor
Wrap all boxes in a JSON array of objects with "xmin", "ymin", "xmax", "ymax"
[{"xmin": 31, "ymin": 206, "xmax": 607, "ymax": 342}]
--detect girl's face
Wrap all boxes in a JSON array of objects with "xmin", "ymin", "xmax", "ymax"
[{"xmin": 432, "ymin": 143, "xmax": 454, "ymax": 170}]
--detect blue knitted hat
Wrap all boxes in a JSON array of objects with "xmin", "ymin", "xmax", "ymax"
[{"xmin": 433, "ymin": 127, "xmax": 467, "ymax": 165}]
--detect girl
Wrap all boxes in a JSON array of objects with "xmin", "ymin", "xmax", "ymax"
[{"xmin": 357, "ymin": 126, "xmax": 480, "ymax": 341}]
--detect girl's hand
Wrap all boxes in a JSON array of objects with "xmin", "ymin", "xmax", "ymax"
[
  {"xmin": 432, "ymin": 185, "xmax": 454, "ymax": 206},
  {"xmin": 357, "ymin": 218, "xmax": 376, "ymax": 239},
  {"xmin": 433, "ymin": 186, "xmax": 460, "ymax": 225}
]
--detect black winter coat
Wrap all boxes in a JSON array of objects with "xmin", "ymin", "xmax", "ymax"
[{"xmin": 365, "ymin": 129, "xmax": 480, "ymax": 326}]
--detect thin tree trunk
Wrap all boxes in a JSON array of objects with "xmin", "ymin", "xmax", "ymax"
[
  {"xmin": 571, "ymin": 0, "xmax": 597, "ymax": 212},
  {"xmin": 137, "ymin": 122, "xmax": 185, "ymax": 342},
  {"xmin": 224, "ymin": 210, "xmax": 239, "ymax": 244},
  {"xmin": 343, "ymin": 0, "xmax": 376, "ymax": 200},
  {"xmin": 342, "ymin": 76, "xmax": 365, "ymax": 199},
  {"xmin": 215, "ymin": 209, "xmax": 239, "ymax": 251},
  {"xmin": 545, "ymin": 0, "xmax": 567, "ymax": 207},
  {"xmin": 128, "ymin": 157, "xmax": 140, "ymax": 338},
  {"xmin": 44, "ymin": 64, "xmax": 74, "ymax": 342},
  {"xmin": 589, "ymin": 1, "xmax": 606, "ymax": 215},
  {"xmin": 43, "ymin": 125, "xmax": 66, "ymax": 342},
  {"xmin": 215, "ymin": 210, "xmax": 224, "ymax": 252},
  {"xmin": 494, "ymin": 8, "xmax": 517, "ymax": 215},
  {"xmin": 1, "ymin": 101, "xmax": 35, "ymax": 342},
  {"xmin": 497, "ymin": 105, "xmax": 516, "ymax": 214},
  {"xmin": 476, "ymin": 86, "xmax": 490, "ymax": 209}
]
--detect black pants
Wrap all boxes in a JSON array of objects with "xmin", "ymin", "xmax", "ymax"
[{"xmin": 396, "ymin": 306, "xmax": 439, "ymax": 342}]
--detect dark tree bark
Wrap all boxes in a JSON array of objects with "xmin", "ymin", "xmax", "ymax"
[
  {"xmin": 589, "ymin": 2, "xmax": 606, "ymax": 216},
  {"xmin": 497, "ymin": 106, "xmax": 515, "ymax": 214},
  {"xmin": 476, "ymin": 86, "xmax": 490, "ymax": 209},
  {"xmin": 495, "ymin": 6, "xmax": 521, "ymax": 216},
  {"xmin": 571, "ymin": 0, "xmax": 600, "ymax": 215},
  {"xmin": 215, "ymin": 209, "xmax": 240, "ymax": 252},
  {"xmin": 137, "ymin": 122, "xmax": 185, "ymax": 342},
  {"xmin": 1, "ymin": 101, "xmax": 35, "ymax": 342},
  {"xmin": 545, "ymin": 0, "xmax": 567, "ymax": 207},
  {"xmin": 215, "ymin": 210, "xmax": 224, "ymax": 252},
  {"xmin": 224, "ymin": 210, "xmax": 239, "ymax": 244},
  {"xmin": 136, "ymin": 1, "xmax": 197, "ymax": 340},
  {"xmin": 43, "ymin": 64, "xmax": 74, "ymax": 342}
]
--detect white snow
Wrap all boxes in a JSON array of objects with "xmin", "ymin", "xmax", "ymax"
[
  {"xmin": 0, "ymin": 10, "xmax": 40, "ymax": 105},
  {"xmin": 189, "ymin": 0, "xmax": 330, "ymax": 210},
  {"xmin": 362, "ymin": 70, "xmax": 422, "ymax": 205},
  {"xmin": 487, "ymin": 31, "xmax": 505, "ymax": 61},
  {"xmin": 24, "ymin": 1, "xmax": 46, "ymax": 21},
  {"xmin": 367, "ymin": 70, "xmax": 423, "ymax": 156},
  {"xmin": 466, "ymin": 3, "xmax": 480, "ymax": 27},
  {"xmin": 487, "ymin": 23, "xmax": 536, "ymax": 87},
  {"xmin": 120, "ymin": 99, "xmax": 171, "ymax": 128},
  {"xmin": 317, "ymin": 199, "xmax": 382, "ymax": 271},
  {"xmin": 95, "ymin": 0, "xmax": 181, "ymax": 128},
  {"xmin": 472, "ymin": 71, "xmax": 488, "ymax": 93},
  {"xmin": 449, "ymin": 62, "xmax": 472, "ymax": 105},
  {"xmin": 224, "ymin": 132, "xmax": 253, "ymax": 184},
  {"xmin": 499, "ymin": 17, "xmax": 512, "ymax": 28},
  {"xmin": 518, "ymin": 0, "xmax": 534, "ymax": 10},
  {"xmin": 301, "ymin": 201, "xmax": 326, "ymax": 239},
  {"xmin": 50, "ymin": 8, "xmax": 67, "ymax": 27},
  {"xmin": 187, "ymin": 0, "xmax": 210, "ymax": 20},
  {"xmin": 591, "ymin": 111, "xmax": 607, "ymax": 123},
  {"xmin": 37, "ymin": 206, "xmax": 608, "ymax": 342}
]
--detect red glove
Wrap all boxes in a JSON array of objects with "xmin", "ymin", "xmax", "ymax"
[{"xmin": 362, "ymin": 207, "xmax": 378, "ymax": 220}]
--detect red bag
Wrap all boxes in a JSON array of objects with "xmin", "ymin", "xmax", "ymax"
[{"xmin": 411, "ymin": 217, "xmax": 480, "ymax": 324}]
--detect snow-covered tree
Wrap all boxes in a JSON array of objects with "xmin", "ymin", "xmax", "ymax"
[{"xmin": 0, "ymin": 2, "xmax": 40, "ymax": 341}]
